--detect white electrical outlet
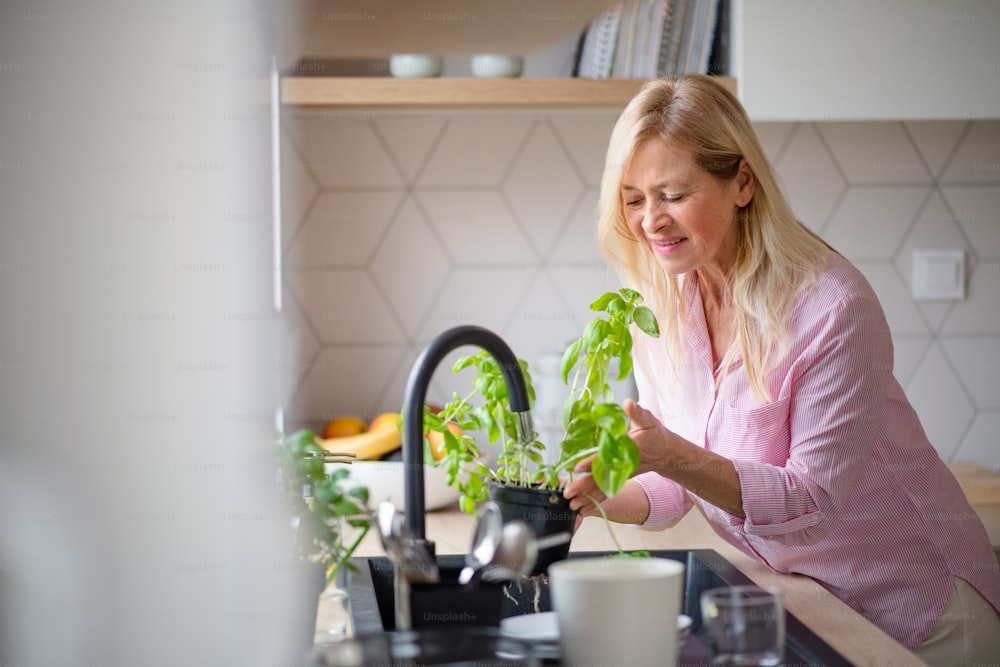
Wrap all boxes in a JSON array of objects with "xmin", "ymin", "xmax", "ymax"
[{"xmin": 912, "ymin": 249, "xmax": 965, "ymax": 301}]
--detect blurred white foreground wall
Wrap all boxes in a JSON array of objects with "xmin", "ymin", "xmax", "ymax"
[{"xmin": 0, "ymin": 1, "xmax": 305, "ymax": 664}]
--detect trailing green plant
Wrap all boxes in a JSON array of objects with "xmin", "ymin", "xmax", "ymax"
[
  {"xmin": 277, "ymin": 429, "xmax": 372, "ymax": 585},
  {"xmin": 423, "ymin": 288, "xmax": 660, "ymax": 514}
]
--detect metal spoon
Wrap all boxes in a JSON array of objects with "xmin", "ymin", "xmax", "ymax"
[
  {"xmin": 482, "ymin": 521, "xmax": 572, "ymax": 582},
  {"xmin": 458, "ymin": 501, "xmax": 503, "ymax": 585},
  {"xmin": 376, "ymin": 501, "xmax": 438, "ymax": 584}
]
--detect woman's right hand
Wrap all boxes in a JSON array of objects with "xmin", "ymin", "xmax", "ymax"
[{"xmin": 563, "ymin": 471, "xmax": 651, "ymax": 530}]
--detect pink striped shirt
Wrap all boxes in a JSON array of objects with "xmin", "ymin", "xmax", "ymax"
[{"xmin": 632, "ymin": 250, "xmax": 1000, "ymax": 649}]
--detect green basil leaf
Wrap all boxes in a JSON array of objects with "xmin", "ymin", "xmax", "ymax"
[
  {"xmin": 560, "ymin": 338, "xmax": 581, "ymax": 383},
  {"xmin": 617, "ymin": 351, "xmax": 633, "ymax": 381},
  {"xmin": 590, "ymin": 453, "xmax": 614, "ymax": 496},
  {"xmin": 473, "ymin": 373, "xmax": 490, "ymax": 395},
  {"xmin": 582, "ymin": 318, "xmax": 611, "ymax": 349},
  {"xmin": 593, "ymin": 432, "xmax": 639, "ymax": 496},
  {"xmin": 633, "ymin": 305, "xmax": 660, "ymax": 337},
  {"xmin": 452, "ymin": 354, "xmax": 477, "ymax": 372},
  {"xmin": 442, "ymin": 428, "xmax": 461, "ymax": 452},
  {"xmin": 589, "ymin": 291, "xmax": 618, "ymax": 312},
  {"xmin": 619, "ymin": 287, "xmax": 642, "ymax": 303}
]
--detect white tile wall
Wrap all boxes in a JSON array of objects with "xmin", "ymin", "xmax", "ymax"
[{"xmin": 281, "ymin": 108, "xmax": 1000, "ymax": 470}]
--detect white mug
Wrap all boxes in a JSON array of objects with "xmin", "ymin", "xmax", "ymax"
[{"xmin": 549, "ymin": 557, "xmax": 685, "ymax": 667}]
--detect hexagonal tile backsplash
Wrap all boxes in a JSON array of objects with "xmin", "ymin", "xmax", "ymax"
[{"xmin": 282, "ymin": 108, "xmax": 1000, "ymax": 471}]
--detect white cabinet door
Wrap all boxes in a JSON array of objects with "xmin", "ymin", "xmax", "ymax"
[{"xmin": 731, "ymin": 0, "xmax": 1000, "ymax": 120}]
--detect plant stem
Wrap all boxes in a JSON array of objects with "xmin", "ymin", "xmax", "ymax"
[
  {"xmin": 583, "ymin": 491, "xmax": 626, "ymax": 556},
  {"xmin": 327, "ymin": 523, "xmax": 369, "ymax": 586},
  {"xmin": 561, "ymin": 448, "xmax": 599, "ymax": 473}
]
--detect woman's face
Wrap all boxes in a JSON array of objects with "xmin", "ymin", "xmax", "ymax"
[{"xmin": 621, "ymin": 137, "xmax": 754, "ymax": 279}]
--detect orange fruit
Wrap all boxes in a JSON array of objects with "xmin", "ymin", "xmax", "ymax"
[
  {"xmin": 322, "ymin": 416, "xmax": 366, "ymax": 439},
  {"xmin": 426, "ymin": 422, "xmax": 461, "ymax": 461},
  {"xmin": 369, "ymin": 412, "xmax": 401, "ymax": 433}
]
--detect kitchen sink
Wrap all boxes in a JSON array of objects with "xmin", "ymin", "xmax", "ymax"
[{"xmin": 345, "ymin": 549, "xmax": 851, "ymax": 666}]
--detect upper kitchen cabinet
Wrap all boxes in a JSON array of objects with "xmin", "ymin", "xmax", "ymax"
[{"xmin": 731, "ymin": 0, "xmax": 1000, "ymax": 120}]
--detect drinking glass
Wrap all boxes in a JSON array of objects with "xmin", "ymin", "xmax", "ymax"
[
  {"xmin": 314, "ymin": 587, "xmax": 350, "ymax": 645},
  {"xmin": 700, "ymin": 585, "xmax": 784, "ymax": 666}
]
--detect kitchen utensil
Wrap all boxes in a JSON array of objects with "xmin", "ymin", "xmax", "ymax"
[
  {"xmin": 482, "ymin": 521, "xmax": 572, "ymax": 581},
  {"xmin": 376, "ymin": 501, "xmax": 439, "ymax": 584},
  {"xmin": 376, "ymin": 501, "xmax": 402, "ymax": 558},
  {"xmin": 378, "ymin": 501, "xmax": 441, "ymax": 630},
  {"xmin": 304, "ymin": 450, "xmax": 357, "ymax": 464},
  {"xmin": 458, "ymin": 501, "xmax": 503, "ymax": 585}
]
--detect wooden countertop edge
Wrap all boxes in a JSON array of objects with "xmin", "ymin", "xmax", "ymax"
[{"xmin": 350, "ymin": 507, "xmax": 927, "ymax": 666}]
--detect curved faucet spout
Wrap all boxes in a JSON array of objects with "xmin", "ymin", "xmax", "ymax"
[{"xmin": 401, "ymin": 325, "xmax": 534, "ymax": 545}]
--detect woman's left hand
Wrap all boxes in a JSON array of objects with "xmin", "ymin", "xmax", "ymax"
[{"xmin": 623, "ymin": 398, "xmax": 676, "ymax": 476}]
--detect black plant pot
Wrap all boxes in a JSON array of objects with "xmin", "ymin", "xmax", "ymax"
[{"xmin": 488, "ymin": 482, "xmax": 577, "ymax": 575}]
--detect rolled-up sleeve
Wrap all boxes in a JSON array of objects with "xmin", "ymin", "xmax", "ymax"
[
  {"xmin": 634, "ymin": 471, "xmax": 693, "ymax": 528},
  {"xmin": 728, "ymin": 293, "xmax": 893, "ymax": 546}
]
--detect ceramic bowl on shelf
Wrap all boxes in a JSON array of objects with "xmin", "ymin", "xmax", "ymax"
[
  {"xmin": 388, "ymin": 54, "xmax": 443, "ymax": 78},
  {"xmin": 470, "ymin": 54, "xmax": 523, "ymax": 78}
]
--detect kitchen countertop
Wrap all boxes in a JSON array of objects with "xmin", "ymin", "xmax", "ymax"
[
  {"xmin": 948, "ymin": 462, "xmax": 1000, "ymax": 559},
  {"xmin": 347, "ymin": 506, "xmax": 929, "ymax": 667}
]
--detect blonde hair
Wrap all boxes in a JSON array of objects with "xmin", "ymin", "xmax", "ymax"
[{"xmin": 597, "ymin": 75, "xmax": 831, "ymax": 403}]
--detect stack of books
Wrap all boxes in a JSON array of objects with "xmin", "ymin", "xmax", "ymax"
[{"xmin": 574, "ymin": 0, "xmax": 728, "ymax": 79}]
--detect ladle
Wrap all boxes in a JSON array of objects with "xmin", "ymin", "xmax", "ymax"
[
  {"xmin": 483, "ymin": 521, "xmax": 572, "ymax": 582},
  {"xmin": 458, "ymin": 501, "xmax": 503, "ymax": 585}
]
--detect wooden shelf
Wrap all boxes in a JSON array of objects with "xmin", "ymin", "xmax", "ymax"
[{"xmin": 281, "ymin": 76, "xmax": 737, "ymax": 108}]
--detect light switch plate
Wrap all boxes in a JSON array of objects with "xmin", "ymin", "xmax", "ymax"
[{"xmin": 912, "ymin": 249, "xmax": 965, "ymax": 301}]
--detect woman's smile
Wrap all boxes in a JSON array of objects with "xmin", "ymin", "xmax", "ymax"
[{"xmin": 648, "ymin": 236, "xmax": 688, "ymax": 254}]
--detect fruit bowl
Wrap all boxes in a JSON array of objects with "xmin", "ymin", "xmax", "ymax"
[{"xmin": 326, "ymin": 460, "xmax": 460, "ymax": 512}]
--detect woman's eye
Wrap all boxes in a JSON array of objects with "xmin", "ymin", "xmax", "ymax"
[
  {"xmin": 625, "ymin": 199, "xmax": 642, "ymax": 208},
  {"xmin": 664, "ymin": 194, "xmax": 685, "ymax": 203}
]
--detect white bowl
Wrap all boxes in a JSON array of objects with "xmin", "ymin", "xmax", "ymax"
[
  {"xmin": 470, "ymin": 54, "xmax": 523, "ymax": 78},
  {"xmin": 326, "ymin": 460, "xmax": 459, "ymax": 511},
  {"xmin": 389, "ymin": 54, "xmax": 443, "ymax": 78}
]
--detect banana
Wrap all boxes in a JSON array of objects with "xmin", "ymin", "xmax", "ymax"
[{"xmin": 317, "ymin": 426, "xmax": 402, "ymax": 460}]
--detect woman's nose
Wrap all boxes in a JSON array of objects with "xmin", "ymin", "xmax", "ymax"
[{"xmin": 641, "ymin": 201, "xmax": 668, "ymax": 233}]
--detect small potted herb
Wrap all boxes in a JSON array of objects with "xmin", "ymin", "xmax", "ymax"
[{"xmin": 423, "ymin": 288, "xmax": 660, "ymax": 570}]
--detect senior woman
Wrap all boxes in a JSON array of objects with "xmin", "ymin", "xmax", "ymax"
[{"xmin": 562, "ymin": 75, "xmax": 1000, "ymax": 665}]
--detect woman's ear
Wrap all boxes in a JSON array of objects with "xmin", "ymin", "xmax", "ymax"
[{"xmin": 735, "ymin": 158, "xmax": 756, "ymax": 207}]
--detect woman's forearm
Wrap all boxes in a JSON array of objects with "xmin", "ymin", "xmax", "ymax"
[
  {"xmin": 658, "ymin": 440, "xmax": 744, "ymax": 518},
  {"xmin": 625, "ymin": 399, "xmax": 745, "ymax": 518}
]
